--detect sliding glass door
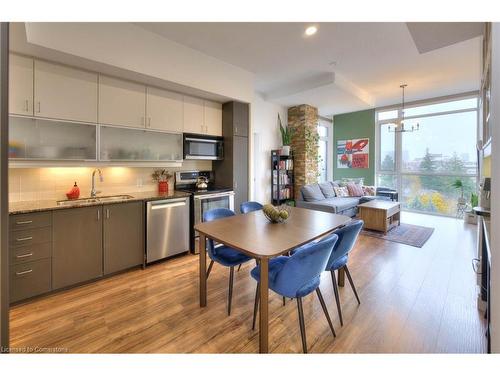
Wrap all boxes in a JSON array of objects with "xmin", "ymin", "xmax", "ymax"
[{"xmin": 376, "ymin": 95, "xmax": 478, "ymax": 217}]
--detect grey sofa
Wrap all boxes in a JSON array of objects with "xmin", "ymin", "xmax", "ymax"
[{"xmin": 296, "ymin": 181, "xmax": 393, "ymax": 217}]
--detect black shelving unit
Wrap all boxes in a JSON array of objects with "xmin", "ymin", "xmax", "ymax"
[{"xmin": 271, "ymin": 149, "xmax": 294, "ymax": 206}]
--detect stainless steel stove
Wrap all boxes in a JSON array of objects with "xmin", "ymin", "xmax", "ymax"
[{"xmin": 175, "ymin": 171, "xmax": 234, "ymax": 253}]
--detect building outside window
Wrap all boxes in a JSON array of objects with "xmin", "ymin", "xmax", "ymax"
[{"xmin": 376, "ymin": 95, "xmax": 478, "ymax": 217}]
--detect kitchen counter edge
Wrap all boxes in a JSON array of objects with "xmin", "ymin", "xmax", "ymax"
[{"xmin": 9, "ymin": 191, "xmax": 192, "ymax": 215}]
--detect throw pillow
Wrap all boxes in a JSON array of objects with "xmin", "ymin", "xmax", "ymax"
[
  {"xmin": 341, "ymin": 177, "xmax": 365, "ymax": 186},
  {"xmin": 302, "ymin": 184, "xmax": 325, "ymax": 202},
  {"xmin": 363, "ymin": 185, "xmax": 376, "ymax": 196},
  {"xmin": 346, "ymin": 182, "xmax": 364, "ymax": 197},
  {"xmin": 319, "ymin": 182, "xmax": 336, "ymax": 198},
  {"xmin": 334, "ymin": 186, "xmax": 349, "ymax": 197}
]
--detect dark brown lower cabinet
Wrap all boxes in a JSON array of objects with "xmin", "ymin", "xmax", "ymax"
[
  {"xmin": 103, "ymin": 201, "xmax": 144, "ymax": 275},
  {"xmin": 13, "ymin": 201, "xmax": 145, "ymax": 301},
  {"xmin": 52, "ymin": 206, "xmax": 103, "ymax": 290},
  {"xmin": 10, "ymin": 259, "xmax": 51, "ymax": 302}
]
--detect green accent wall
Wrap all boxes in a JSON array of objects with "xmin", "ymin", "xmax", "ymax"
[{"xmin": 333, "ymin": 109, "xmax": 376, "ymax": 185}]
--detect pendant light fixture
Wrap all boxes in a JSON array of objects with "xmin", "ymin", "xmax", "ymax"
[{"xmin": 389, "ymin": 84, "xmax": 420, "ymax": 133}]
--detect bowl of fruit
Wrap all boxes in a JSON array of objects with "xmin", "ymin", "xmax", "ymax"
[{"xmin": 262, "ymin": 204, "xmax": 290, "ymax": 223}]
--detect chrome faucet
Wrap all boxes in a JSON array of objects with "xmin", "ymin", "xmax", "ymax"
[{"xmin": 90, "ymin": 169, "xmax": 103, "ymax": 198}]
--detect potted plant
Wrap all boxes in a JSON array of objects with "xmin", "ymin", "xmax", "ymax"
[
  {"xmin": 464, "ymin": 192, "xmax": 479, "ymax": 225},
  {"xmin": 451, "ymin": 179, "xmax": 466, "ymax": 205},
  {"xmin": 278, "ymin": 113, "xmax": 293, "ymax": 156},
  {"xmin": 152, "ymin": 169, "xmax": 173, "ymax": 194}
]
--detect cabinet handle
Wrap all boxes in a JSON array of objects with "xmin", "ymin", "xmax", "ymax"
[
  {"xmin": 141, "ymin": 117, "xmax": 145, "ymax": 126},
  {"xmin": 16, "ymin": 220, "xmax": 33, "ymax": 225},
  {"xmin": 16, "ymin": 269, "xmax": 33, "ymax": 276},
  {"xmin": 16, "ymin": 236, "xmax": 33, "ymax": 242},
  {"xmin": 24, "ymin": 99, "xmax": 29, "ymax": 112},
  {"xmin": 97, "ymin": 209, "xmax": 100, "ymax": 221},
  {"xmin": 36, "ymin": 101, "xmax": 41, "ymax": 113},
  {"xmin": 148, "ymin": 117, "xmax": 151, "ymax": 128},
  {"xmin": 16, "ymin": 252, "xmax": 33, "ymax": 259},
  {"xmin": 106, "ymin": 209, "xmax": 110, "ymax": 219}
]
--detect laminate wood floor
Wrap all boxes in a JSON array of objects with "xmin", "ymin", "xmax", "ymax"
[{"xmin": 9, "ymin": 212, "xmax": 487, "ymax": 353}]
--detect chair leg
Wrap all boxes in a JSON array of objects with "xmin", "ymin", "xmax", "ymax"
[
  {"xmin": 252, "ymin": 283, "xmax": 260, "ymax": 330},
  {"xmin": 206, "ymin": 260, "xmax": 214, "ymax": 280},
  {"xmin": 316, "ymin": 288, "xmax": 336, "ymax": 338},
  {"xmin": 228, "ymin": 266, "xmax": 234, "ymax": 316},
  {"xmin": 344, "ymin": 266, "xmax": 361, "ymax": 305},
  {"xmin": 296, "ymin": 297, "xmax": 308, "ymax": 353},
  {"xmin": 330, "ymin": 270, "xmax": 343, "ymax": 326},
  {"xmin": 237, "ymin": 264, "xmax": 242, "ymax": 272}
]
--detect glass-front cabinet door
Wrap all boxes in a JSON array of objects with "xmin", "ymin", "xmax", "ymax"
[
  {"xmin": 9, "ymin": 116, "xmax": 97, "ymax": 160},
  {"xmin": 9, "ymin": 117, "xmax": 183, "ymax": 163},
  {"xmin": 99, "ymin": 125, "xmax": 182, "ymax": 162}
]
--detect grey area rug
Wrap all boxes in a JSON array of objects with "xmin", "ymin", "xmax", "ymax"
[{"xmin": 361, "ymin": 223, "xmax": 434, "ymax": 248}]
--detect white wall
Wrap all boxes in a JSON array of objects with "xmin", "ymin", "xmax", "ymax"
[
  {"xmin": 490, "ymin": 22, "xmax": 500, "ymax": 353},
  {"xmin": 250, "ymin": 94, "xmax": 287, "ymax": 204}
]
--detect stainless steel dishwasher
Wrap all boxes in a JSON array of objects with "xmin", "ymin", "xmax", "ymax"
[{"xmin": 146, "ymin": 197, "xmax": 190, "ymax": 263}]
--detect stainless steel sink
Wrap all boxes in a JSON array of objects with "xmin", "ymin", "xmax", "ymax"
[{"xmin": 57, "ymin": 195, "xmax": 134, "ymax": 206}]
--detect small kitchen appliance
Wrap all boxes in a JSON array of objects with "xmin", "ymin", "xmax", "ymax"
[{"xmin": 183, "ymin": 133, "xmax": 224, "ymax": 160}]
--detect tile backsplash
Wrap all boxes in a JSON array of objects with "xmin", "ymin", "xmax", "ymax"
[{"xmin": 8, "ymin": 160, "xmax": 212, "ymax": 202}]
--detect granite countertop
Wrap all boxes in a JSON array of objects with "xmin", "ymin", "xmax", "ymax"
[{"xmin": 9, "ymin": 190, "xmax": 192, "ymax": 215}]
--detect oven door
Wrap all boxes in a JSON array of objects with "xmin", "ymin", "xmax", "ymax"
[
  {"xmin": 193, "ymin": 192, "xmax": 235, "ymax": 227},
  {"xmin": 184, "ymin": 136, "xmax": 223, "ymax": 160}
]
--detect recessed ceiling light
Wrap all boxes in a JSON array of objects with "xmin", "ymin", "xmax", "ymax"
[{"xmin": 305, "ymin": 26, "xmax": 317, "ymax": 36}]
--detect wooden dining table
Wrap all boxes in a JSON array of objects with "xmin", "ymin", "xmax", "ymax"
[{"xmin": 194, "ymin": 206, "xmax": 351, "ymax": 353}]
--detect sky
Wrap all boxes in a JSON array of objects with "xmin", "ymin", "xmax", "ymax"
[{"xmin": 380, "ymin": 107, "xmax": 477, "ymax": 163}]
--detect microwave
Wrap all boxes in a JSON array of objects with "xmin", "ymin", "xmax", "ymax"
[{"xmin": 183, "ymin": 133, "xmax": 224, "ymax": 160}]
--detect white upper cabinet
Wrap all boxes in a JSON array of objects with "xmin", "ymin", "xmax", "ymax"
[
  {"xmin": 9, "ymin": 54, "xmax": 222, "ymax": 139},
  {"xmin": 9, "ymin": 54, "xmax": 33, "ymax": 116},
  {"xmin": 204, "ymin": 100, "xmax": 222, "ymax": 136},
  {"xmin": 34, "ymin": 60, "xmax": 98, "ymax": 123},
  {"xmin": 99, "ymin": 76, "xmax": 146, "ymax": 128},
  {"xmin": 146, "ymin": 87, "xmax": 183, "ymax": 133},
  {"xmin": 183, "ymin": 96, "xmax": 222, "ymax": 136},
  {"xmin": 183, "ymin": 96, "xmax": 205, "ymax": 134}
]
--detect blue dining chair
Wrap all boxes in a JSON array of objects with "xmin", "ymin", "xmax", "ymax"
[
  {"xmin": 203, "ymin": 208, "xmax": 253, "ymax": 315},
  {"xmin": 240, "ymin": 201, "xmax": 263, "ymax": 214},
  {"xmin": 250, "ymin": 234, "xmax": 339, "ymax": 353},
  {"xmin": 326, "ymin": 219, "xmax": 364, "ymax": 326}
]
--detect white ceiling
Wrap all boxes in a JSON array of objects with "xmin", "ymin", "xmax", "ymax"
[{"xmin": 135, "ymin": 22, "xmax": 482, "ymax": 116}]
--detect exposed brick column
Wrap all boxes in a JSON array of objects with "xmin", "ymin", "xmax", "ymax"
[{"xmin": 288, "ymin": 104, "xmax": 319, "ymax": 200}]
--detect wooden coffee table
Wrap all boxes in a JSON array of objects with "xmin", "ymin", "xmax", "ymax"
[{"xmin": 358, "ymin": 200, "xmax": 401, "ymax": 233}]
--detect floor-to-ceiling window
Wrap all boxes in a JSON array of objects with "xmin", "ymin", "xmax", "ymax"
[{"xmin": 376, "ymin": 95, "xmax": 478, "ymax": 216}]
